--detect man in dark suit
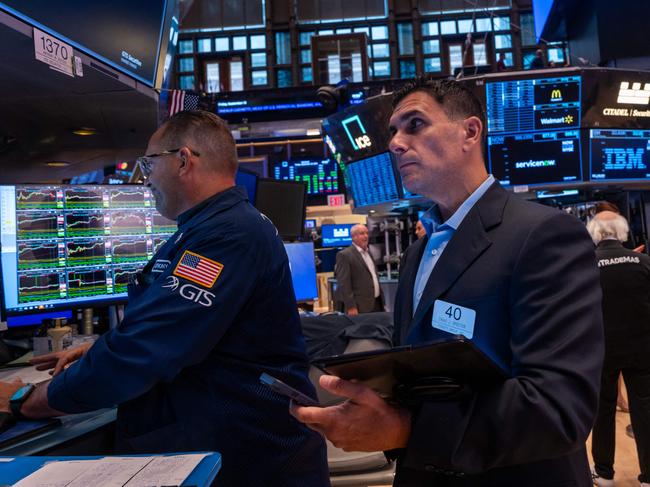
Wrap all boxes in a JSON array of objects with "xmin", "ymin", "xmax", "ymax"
[
  {"xmin": 292, "ymin": 78, "xmax": 603, "ymax": 486},
  {"xmin": 334, "ymin": 224, "xmax": 384, "ymax": 315}
]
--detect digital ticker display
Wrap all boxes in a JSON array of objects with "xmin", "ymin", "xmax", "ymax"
[
  {"xmin": 0, "ymin": 185, "xmax": 177, "ymax": 315},
  {"xmin": 590, "ymin": 129, "xmax": 650, "ymax": 181},
  {"xmin": 346, "ymin": 152, "xmax": 400, "ymax": 208},
  {"xmin": 273, "ymin": 159, "xmax": 339, "ymax": 195},
  {"xmin": 486, "ymin": 75, "xmax": 583, "ymax": 187}
]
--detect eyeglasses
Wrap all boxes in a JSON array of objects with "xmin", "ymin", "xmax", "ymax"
[{"xmin": 136, "ymin": 148, "xmax": 200, "ymax": 179}]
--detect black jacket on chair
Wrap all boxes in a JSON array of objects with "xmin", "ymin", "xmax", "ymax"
[{"xmin": 392, "ymin": 182, "xmax": 604, "ymax": 487}]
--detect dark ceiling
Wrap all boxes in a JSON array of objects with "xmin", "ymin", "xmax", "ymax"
[{"xmin": 0, "ymin": 9, "xmax": 160, "ymax": 184}]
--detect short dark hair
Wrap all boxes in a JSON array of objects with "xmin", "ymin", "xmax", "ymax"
[
  {"xmin": 160, "ymin": 110, "xmax": 238, "ymax": 177},
  {"xmin": 392, "ymin": 77, "xmax": 486, "ymax": 140}
]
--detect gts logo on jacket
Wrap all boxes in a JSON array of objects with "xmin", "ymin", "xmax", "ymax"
[{"xmin": 162, "ymin": 275, "xmax": 215, "ymax": 307}]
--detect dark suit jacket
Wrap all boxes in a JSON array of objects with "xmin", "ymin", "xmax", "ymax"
[
  {"xmin": 392, "ymin": 183, "xmax": 604, "ymax": 487},
  {"xmin": 335, "ymin": 244, "xmax": 383, "ymax": 313}
]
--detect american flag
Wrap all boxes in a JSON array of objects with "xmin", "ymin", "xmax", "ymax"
[
  {"xmin": 168, "ymin": 90, "xmax": 200, "ymax": 116},
  {"xmin": 173, "ymin": 250, "xmax": 223, "ymax": 288}
]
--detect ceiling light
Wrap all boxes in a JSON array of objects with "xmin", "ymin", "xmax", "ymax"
[
  {"xmin": 46, "ymin": 161, "xmax": 70, "ymax": 167},
  {"xmin": 72, "ymin": 127, "xmax": 97, "ymax": 136}
]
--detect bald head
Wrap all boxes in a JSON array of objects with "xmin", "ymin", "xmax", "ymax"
[{"xmin": 351, "ymin": 224, "xmax": 369, "ymax": 250}]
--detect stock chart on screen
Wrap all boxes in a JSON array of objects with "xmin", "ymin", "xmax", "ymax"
[{"xmin": 0, "ymin": 185, "xmax": 177, "ymax": 315}]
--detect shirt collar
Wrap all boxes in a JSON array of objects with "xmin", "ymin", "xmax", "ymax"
[
  {"xmin": 176, "ymin": 185, "xmax": 246, "ymax": 229},
  {"xmin": 353, "ymin": 243, "xmax": 368, "ymax": 253},
  {"xmin": 420, "ymin": 175, "xmax": 495, "ymax": 237}
]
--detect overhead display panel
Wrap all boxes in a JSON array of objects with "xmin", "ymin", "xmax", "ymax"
[
  {"xmin": 0, "ymin": 0, "xmax": 172, "ymax": 86},
  {"xmin": 488, "ymin": 130, "xmax": 582, "ymax": 187},
  {"xmin": 590, "ymin": 129, "xmax": 650, "ymax": 182},
  {"xmin": 582, "ymin": 69, "xmax": 650, "ymax": 129},
  {"xmin": 485, "ymin": 74, "xmax": 583, "ymax": 187},
  {"xmin": 322, "ymin": 94, "xmax": 393, "ymax": 163}
]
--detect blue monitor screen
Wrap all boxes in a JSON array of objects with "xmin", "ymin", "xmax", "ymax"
[
  {"xmin": 321, "ymin": 224, "xmax": 355, "ymax": 248},
  {"xmin": 235, "ymin": 169, "xmax": 258, "ymax": 204},
  {"xmin": 283, "ymin": 242, "xmax": 318, "ymax": 302},
  {"xmin": 272, "ymin": 159, "xmax": 339, "ymax": 195},
  {"xmin": 590, "ymin": 129, "xmax": 650, "ymax": 181},
  {"xmin": 488, "ymin": 130, "xmax": 582, "ymax": 187},
  {"xmin": 0, "ymin": 185, "xmax": 177, "ymax": 316},
  {"xmin": 486, "ymin": 76, "xmax": 581, "ymax": 134},
  {"xmin": 7, "ymin": 310, "xmax": 72, "ymax": 328},
  {"xmin": 346, "ymin": 152, "xmax": 400, "ymax": 208}
]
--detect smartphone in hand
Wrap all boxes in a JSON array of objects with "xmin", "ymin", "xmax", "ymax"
[{"xmin": 259, "ymin": 372, "xmax": 320, "ymax": 407}]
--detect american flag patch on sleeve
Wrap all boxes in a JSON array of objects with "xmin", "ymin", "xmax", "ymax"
[{"xmin": 173, "ymin": 250, "xmax": 224, "ymax": 288}]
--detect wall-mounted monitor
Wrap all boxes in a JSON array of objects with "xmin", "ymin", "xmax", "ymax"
[
  {"xmin": 272, "ymin": 159, "xmax": 339, "ymax": 196},
  {"xmin": 488, "ymin": 130, "xmax": 582, "ymax": 187},
  {"xmin": 0, "ymin": 185, "xmax": 176, "ymax": 316},
  {"xmin": 321, "ymin": 223, "xmax": 355, "ymax": 248},
  {"xmin": 346, "ymin": 152, "xmax": 400, "ymax": 208},
  {"xmin": 0, "ymin": 0, "xmax": 178, "ymax": 88},
  {"xmin": 283, "ymin": 242, "xmax": 318, "ymax": 302},
  {"xmin": 254, "ymin": 179, "xmax": 306, "ymax": 241},
  {"xmin": 590, "ymin": 129, "xmax": 650, "ymax": 182}
]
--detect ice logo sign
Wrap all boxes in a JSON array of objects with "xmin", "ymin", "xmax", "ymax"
[
  {"xmin": 333, "ymin": 228, "xmax": 350, "ymax": 237},
  {"xmin": 341, "ymin": 115, "xmax": 372, "ymax": 150}
]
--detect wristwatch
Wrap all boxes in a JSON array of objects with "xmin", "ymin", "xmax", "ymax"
[{"xmin": 10, "ymin": 384, "xmax": 35, "ymax": 420}]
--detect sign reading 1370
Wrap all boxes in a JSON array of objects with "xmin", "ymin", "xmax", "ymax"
[{"xmin": 33, "ymin": 28, "xmax": 74, "ymax": 78}]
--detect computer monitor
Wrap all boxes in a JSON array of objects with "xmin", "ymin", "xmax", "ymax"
[
  {"xmin": 0, "ymin": 184, "xmax": 177, "ymax": 316},
  {"xmin": 485, "ymin": 74, "xmax": 583, "ymax": 187},
  {"xmin": 590, "ymin": 129, "xmax": 650, "ymax": 182},
  {"xmin": 304, "ymin": 219, "xmax": 317, "ymax": 230},
  {"xmin": 235, "ymin": 168, "xmax": 258, "ymax": 204},
  {"xmin": 283, "ymin": 242, "xmax": 318, "ymax": 302},
  {"xmin": 346, "ymin": 152, "xmax": 400, "ymax": 208},
  {"xmin": 272, "ymin": 159, "xmax": 340, "ymax": 196},
  {"xmin": 6, "ymin": 310, "xmax": 73, "ymax": 328},
  {"xmin": 487, "ymin": 130, "xmax": 582, "ymax": 187},
  {"xmin": 254, "ymin": 179, "xmax": 306, "ymax": 241},
  {"xmin": 321, "ymin": 223, "xmax": 355, "ymax": 248}
]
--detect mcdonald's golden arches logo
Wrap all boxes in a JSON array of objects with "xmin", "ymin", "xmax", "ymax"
[{"xmin": 550, "ymin": 89, "xmax": 563, "ymax": 101}]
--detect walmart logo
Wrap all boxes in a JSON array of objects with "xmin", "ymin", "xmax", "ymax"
[{"xmin": 617, "ymin": 81, "xmax": 650, "ymax": 105}]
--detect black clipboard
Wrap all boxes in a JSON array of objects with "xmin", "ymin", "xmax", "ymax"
[{"xmin": 312, "ymin": 337, "xmax": 509, "ymax": 403}]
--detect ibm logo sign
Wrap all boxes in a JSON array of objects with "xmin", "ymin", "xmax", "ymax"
[{"xmin": 617, "ymin": 81, "xmax": 650, "ymax": 105}]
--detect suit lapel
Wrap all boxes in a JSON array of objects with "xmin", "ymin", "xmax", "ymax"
[
  {"xmin": 396, "ymin": 237, "xmax": 427, "ymax": 334},
  {"xmin": 350, "ymin": 245, "xmax": 373, "ymax": 278},
  {"xmin": 402, "ymin": 183, "xmax": 508, "ymax": 343}
]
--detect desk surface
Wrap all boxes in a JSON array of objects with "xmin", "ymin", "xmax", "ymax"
[
  {"xmin": 0, "ymin": 452, "xmax": 221, "ymax": 487},
  {"xmin": 0, "ymin": 408, "xmax": 117, "ymax": 456}
]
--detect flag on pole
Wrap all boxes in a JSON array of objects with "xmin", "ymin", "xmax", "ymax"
[{"xmin": 168, "ymin": 90, "xmax": 200, "ymax": 116}]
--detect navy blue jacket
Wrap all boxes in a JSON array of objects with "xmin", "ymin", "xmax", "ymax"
[
  {"xmin": 393, "ymin": 183, "xmax": 603, "ymax": 486},
  {"xmin": 48, "ymin": 186, "xmax": 329, "ymax": 487}
]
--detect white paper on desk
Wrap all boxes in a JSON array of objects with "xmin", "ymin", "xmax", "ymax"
[
  {"xmin": 12, "ymin": 459, "xmax": 99, "ymax": 487},
  {"xmin": 0, "ymin": 366, "xmax": 52, "ymax": 384},
  {"xmin": 124, "ymin": 453, "xmax": 208, "ymax": 487},
  {"xmin": 66, "ymin": 456, "xmax": 155, "ymax": 487}
]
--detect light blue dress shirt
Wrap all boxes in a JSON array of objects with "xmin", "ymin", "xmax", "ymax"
[{"xmin": 412, "ymin": 175, "xmax": 495, "ymax": 314}]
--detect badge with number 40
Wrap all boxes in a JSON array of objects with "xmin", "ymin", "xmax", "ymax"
[{"xmin": 431, "ymin": 299, "xmax": 476, "ymax": 339}]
